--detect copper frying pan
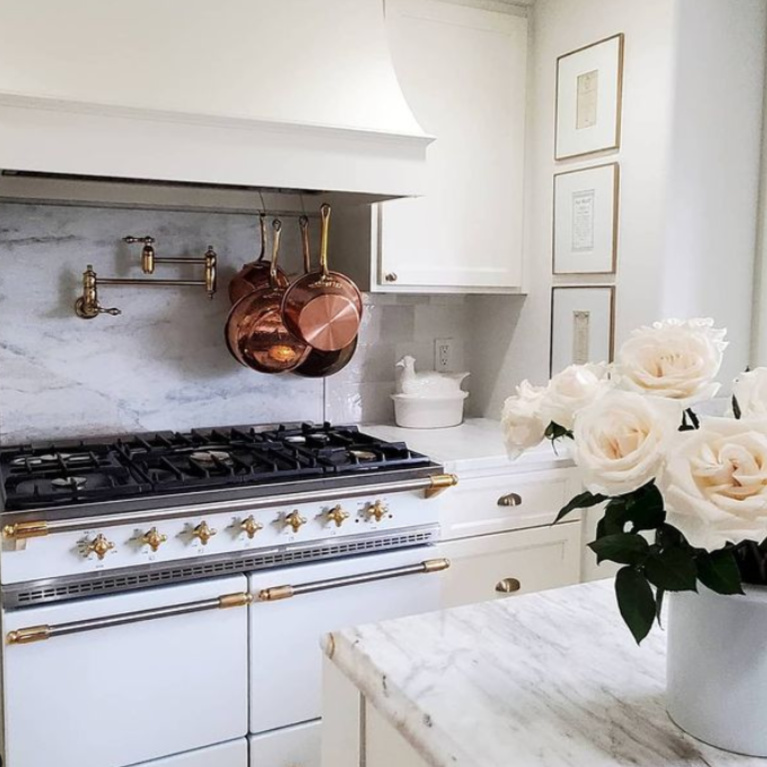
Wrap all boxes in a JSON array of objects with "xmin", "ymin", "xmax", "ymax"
[
  {"xmin": 293, "ymin": 215, "xmax": 358, "ymax": 378},
  {"xmin": 228, "ymin": 212, "xmax": 288, "ymax": 304},
  {"xmin": 224, "ymin": 219, "xmax": 309, "ymax": 374},
  {"xmin": 281, "ymin": 204, "xmax": 363, "ymax": 352}
]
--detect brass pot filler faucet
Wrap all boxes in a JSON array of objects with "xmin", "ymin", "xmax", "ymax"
[{"xmin": 75, "ymin": 235, "xmax": 218, "ymax": 319}]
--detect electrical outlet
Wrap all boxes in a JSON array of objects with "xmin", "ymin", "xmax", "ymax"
[{"xmin": 434, "ymin": 338, "xmax": 455, "ymax": 372}]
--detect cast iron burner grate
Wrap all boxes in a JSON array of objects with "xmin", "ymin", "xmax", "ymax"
[{"xmin": 0, "ymin": 422, "xmax": 432, "ymax": 510}]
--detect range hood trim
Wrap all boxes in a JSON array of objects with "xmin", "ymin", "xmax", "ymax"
[{"xmin": 0, "ymin": 93, "xmax": 434, "ymax": 199}]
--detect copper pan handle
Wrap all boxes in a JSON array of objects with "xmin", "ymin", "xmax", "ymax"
[
  {"xmin": 319, "ymin": 203, "xmax": 331, "ymax": 279},
  {"xmin": 257, "ymin": 212, "xmax": 267, "ymax": 262},
  {"xmin": 270, "ymin": 219, "xmax": 282, "ymax": 287},
  {"xmin": 299, "ymin": 215, "xmax": 311, "ymax": 275}
]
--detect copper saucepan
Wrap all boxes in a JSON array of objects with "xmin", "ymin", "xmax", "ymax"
[
  {"xmin": 228, "ymin": 212, "xmax": 288, "ymax": 305},
  {"xmin": 293, "ymin": 215, "xmax": 358, "ymax": 378},
  {"xmin": 281, "ymin": 204, "xmax": 363, "ymax": 352},
  {"xmin": 225, "ymin": 219, "xmax": 309, "ymax": 374}
]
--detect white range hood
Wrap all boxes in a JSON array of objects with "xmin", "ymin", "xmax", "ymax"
[{"xmin": 0, "ymin": 0, "xmax": 432, "ymax": 199}]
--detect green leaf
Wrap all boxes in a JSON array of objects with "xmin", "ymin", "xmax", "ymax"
[
  {"xmin": 644, "ymin": 548, "xmax": 697, "ymax": 591},
  {"xmin": 589, "ymin": 533, "xmax": 650, "ymax": 565},
  {"xmin": 732, "ymin": 394, "xmax": 742, "ymax": 420},
  {"xmin": 554, "ymin": 490, "xmax": 606, "ymax": 524},
  {"xmin": 597, "ymin": 501, "xmax": 629, "ymax": 537},
  {"xmin": 697, "ymin": 549, "xmax": 745, "ymax": 595},
  {"xmin": 544, "ymin": 422, "xmax": 574, "ymax": 441},
  {"xmin": 615, "ymin": 567, "xmax": 656, "ymax": 644},
  {"xmin": 655, "ymin": 587, "xmax": 665, "ymax": 628},
  {"xmin": 625, "ymin": 484, "xmax": 666, "ymax": 532}
]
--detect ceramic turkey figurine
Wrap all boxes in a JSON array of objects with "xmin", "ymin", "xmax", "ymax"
[{"xmin": 395, "ymin": 356, "xmax": 469, "ymax": 397}]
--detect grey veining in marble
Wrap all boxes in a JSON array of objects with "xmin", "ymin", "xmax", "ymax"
[
  {"xmin": 325, "ymin": 581, "xmax": 766, "ymax": 766},
  {"xmin": 0, "ymin": 202, "xmax": 470, "ymax": 443}
]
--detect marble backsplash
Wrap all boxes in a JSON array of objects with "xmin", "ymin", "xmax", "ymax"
[{"xmin": 0, "ymin": 202, "xmax": 469, "ymax": 443}]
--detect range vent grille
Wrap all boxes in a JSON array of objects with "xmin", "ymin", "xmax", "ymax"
[{"xmin": 6, "ymin": 529, "xmax": 438, "ymax": 608}]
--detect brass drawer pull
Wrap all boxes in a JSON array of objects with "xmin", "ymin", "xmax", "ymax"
[
  {"xmin": 495, "ymin": 577, "xmax": 521, "ymax": 594},
  {"xmin": 497, "ymin": 492, "xmax": 522, "ymax": 507}
]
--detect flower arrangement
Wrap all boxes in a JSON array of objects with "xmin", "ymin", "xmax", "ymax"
[{"xmin": 502, "ymin": 318, "xmax": 767, "ymax": 643}]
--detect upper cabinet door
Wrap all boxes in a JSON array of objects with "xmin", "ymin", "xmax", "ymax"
[{"xmin": 379, "ymin": 0, "xmax": 528, "ymax": 291}]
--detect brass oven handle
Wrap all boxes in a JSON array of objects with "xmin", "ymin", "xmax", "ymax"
[
  {"xmin": 257, "ymin": 558, "xmax": 450, "ymax": 602},
  {"xmin": 6, "ymin": 591, "xmax": 253, "ymax": 645},
  {"xmin": 497, "ymin": 493, "xmax": 522, "ymax": 507},
  {"xmin": 495, "ymin": 577, "xmax": 521, "ymax": 594}
]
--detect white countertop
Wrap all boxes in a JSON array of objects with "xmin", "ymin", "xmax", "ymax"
[
  {"xmin": 324, "ymin": 581, "xmax": 764, "ymax": 767},
  {"xmin": 364, "ymin": 418, "xmax": 572, "ymax": 474}
]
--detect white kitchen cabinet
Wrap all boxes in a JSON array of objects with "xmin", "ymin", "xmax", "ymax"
[
  {"xmin": 333, "ymin": 0, "xmax": 528, "ymax": 293},
  {"xmin": 249, "ymin": 722, "xmax": 320, "ymax": 767},
  {"xmin": 438, "ymin": 467, "xmax": 580, "ymax": 541},
  {"xmin": 140, "ymin": 740, "xmax": 248, "ymax": 767},
  {"xmin": 438, "ymin": 522, "xmax": 581, "ymax": 608}
]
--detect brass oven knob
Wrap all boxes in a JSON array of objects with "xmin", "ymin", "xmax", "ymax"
[
  {"xmin": 240, "ymin": 515, "xmax": 263, "ymax": 539},
  {"xmin": 86, "ymin": 534, "xmax": 115, "ymax": 560},
  {"xmin": 367, "ymin": 500, "xmax": 389, "ymax": 522},
  {"xmin": 326, "ymin": 505, "xmax": 350, "ymax": 528},
  {"xmin": 191, "ymin": 521, "xmax": 217, "ymax": 545},
  {"xmin": 284, "ymin": 510, "xmax": 307, "ymax": 533},
  {"xmin": 140, "ymin": 527, "xmax": 167, "ymax": 552}
]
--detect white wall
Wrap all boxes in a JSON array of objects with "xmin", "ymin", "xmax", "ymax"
[{"xmin": 470, "ymin": 0, "xmax": 766, "ymax": 418}]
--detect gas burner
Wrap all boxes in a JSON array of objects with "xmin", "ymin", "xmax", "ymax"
[
  {"xmin": 349, "ymin": 449, "xmax": 378, "ymax": 461},
  {"xmin": 189, "ymin": 450, "xmax": 233, "ymax": 466},
  {"xmin": 51, "ymin": 477, "xmax": 89, "ymax": 490},
  {"xmin": 10, "ymin": 453, "xmax": 94, "ymax": 468}
]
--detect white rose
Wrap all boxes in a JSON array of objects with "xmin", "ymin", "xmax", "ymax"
[
  {"xmin": 540, "ymin": 362, "xmax": 611, "ymax": 430},
  {"xmin": 732, "ymin": 368, "xmax": 767, "ymax": 417},
  {"xmin": 573, "ymin": 390, "xmax": 682, "ymax": 496},
  {"xmin": 616, "ymin": 318, "xmax": 727, "ymax": 404},
  {"xmin": 502, "ymin": 381, "xmax": 547, "ymax": 458},
  {"xmin": 660, "ymin": 417, "xmax": 767, "ymax": 549}
]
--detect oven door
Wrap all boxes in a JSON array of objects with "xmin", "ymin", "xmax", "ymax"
[
  {"xmin": 248, "ymin": 547, "xmax": 447, "ymax": 735},
  {"xmin": 2, "ymin": 575, "xmax": 250, "ymax": 767}
]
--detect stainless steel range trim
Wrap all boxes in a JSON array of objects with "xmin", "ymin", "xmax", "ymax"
[
  {"xmin": 1, "ymin": 472, "xmax": 457, "ymax": 531},
  {"xmin": 2, "ymin": 524, "xmax": 441, "ymax": 608}
]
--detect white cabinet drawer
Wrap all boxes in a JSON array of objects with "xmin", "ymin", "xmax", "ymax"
[
  {"xmin": 249, "ymin": 721, "xmax": 321, "ymax": 767},
  {"xmin": 440, "ymin": 468, "xmax": 578, "ymax": 540},
  {"xmin": 140, "ymin": 740, "xmax": 248, "ymax": 767},
  {"xmin": 438, "ymin": 523, "xmax": 581, "ymax": 609}
]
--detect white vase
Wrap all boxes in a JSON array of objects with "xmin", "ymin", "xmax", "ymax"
[{"xmin": 667, "ymin": 586, "xmax": 767, "ymax": 757}]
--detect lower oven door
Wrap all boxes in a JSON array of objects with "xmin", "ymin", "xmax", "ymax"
[
  {"xmin": 2, "ymin": 575, "xmax": 250, "ymax": 767},
  {"xmin": 248, "ymin": 547, "xmax": 447, "ymax": 735}
]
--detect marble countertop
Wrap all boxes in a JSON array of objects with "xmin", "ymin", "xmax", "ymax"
[
  {"xmin": 324, "ymin": 581, "xmax": 764, "ymax": 766},
  {"xmin": 364, "ymin": 418, "xmax": 572, "ymax": 474}
]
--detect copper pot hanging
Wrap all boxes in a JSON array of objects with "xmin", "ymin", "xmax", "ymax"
[
  {"xmin": 281, "ymin": 204, "xmax": 363, "ymax": 352},
  {"xmin": 224, "ymin": 219, "xmax": 309, "ymax": 374},
  {"xmin": 228, "ymin": 212, "xmax": 289, "ymax": 305},
  {"xmin": 293, "ymin": 215, "xmax": 359, "ymax": 378}
]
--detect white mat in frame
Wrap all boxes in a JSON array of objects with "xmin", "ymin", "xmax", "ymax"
[
  {"xmin": 553, "ymin": 162, "xmax": 619, "ymax": 275},
  {"xmin": 550, "ymin": 285, "xmax": 615, "ymax": 375}
]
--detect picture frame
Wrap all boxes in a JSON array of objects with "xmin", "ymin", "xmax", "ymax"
[
  {"xmin": 550, "ymin": 286, "xmax": 615, "ymax": 375},
  {"xmin": 553, "ymin": 162, "xmax": 619, "ymax": 275},
  {"xmin": 555, "ymin": 33, "xmax": 624, "ymax": 161}
]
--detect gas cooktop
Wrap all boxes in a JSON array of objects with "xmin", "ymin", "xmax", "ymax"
[{"xmin": 0, "ymin": 423, "xmax": 436, "ymax": 512}]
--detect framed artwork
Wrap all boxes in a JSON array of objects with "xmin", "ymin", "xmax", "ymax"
[
  {"xmin": 555, "ymin": 33, "xmax": 624, "ymax": 161},
  {"xmin": 550, "ymin": 286, "xmax": 615, "ymax": 375},
  {"xmin": 553, "ymin": 162, "xmax": 619, "ymax": 275}
]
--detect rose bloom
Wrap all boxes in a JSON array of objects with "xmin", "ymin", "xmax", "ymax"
[
  {"xmin": 573, "ymin": 390, "xmax": 682, "ymax": 497},
  {"xmin": 660, "ymin": 417, "xmax": 767, "ymax": 549},
  {"xmin": 540, "ymin": 362, "xmax": 611, "ymax": 430},
  {"xmin": 502, "ymin": 380, "xmax": 547, "ymax": 458},
  {"xmin": 616, "ymin": 318, "xmax": 727, "ymax": 404},
  {"xmin": 732, "ymin": 368, "xmax": 767, "ymax": 418}
]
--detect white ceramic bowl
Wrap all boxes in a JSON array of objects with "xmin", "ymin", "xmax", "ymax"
[{"xmin": 391, "ymin": 392, "xmax": 468, "ymax": 429}]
